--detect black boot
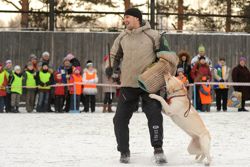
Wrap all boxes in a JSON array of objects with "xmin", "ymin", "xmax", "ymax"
[
  {"xmin": 154, "ymin": 147, "xmax": 167, "ymax": 164},
  {"xmin": 120, "ymin": 151, "xmax": 130, "ymax": 164},
  {"xmin": 15, "ymin": 106, "xmax": 20, "ymax": 113},
  {"xmin": 11, "ymin": 106, "xmax": 15, "ymax": 113}
]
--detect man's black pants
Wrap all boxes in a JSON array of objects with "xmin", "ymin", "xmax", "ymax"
[
  {"xmin": 113, "ymin": 87, "xmax": 163, "ymax": 153},
  {"xmin": 215, "ymin": 89, "xmax": 228, "ymax": 111}
]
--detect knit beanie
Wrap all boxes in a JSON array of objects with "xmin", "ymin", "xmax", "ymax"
[
  {"xmin": 199, "ymin": 56, "xmax": 206, "ymax": 61},
  {"xmin": 124, "ymin": 8, "xmax": 142, "ymax": 23},
  {"xmin": 14, "ymin": 65, "xmax": 21, "ymax": 71},
  {"xmin": 74, "ymin": 66, "xmax": 82, "ymax": 72},
  {"xmin": 42, "ymin": 62, "xmax": 48, "ymax": 67},
  {"xmin": 42, "ymin": 51, "xmax": 50, "ymax": 57},
  {"xmin": 65, "ymin": 53, "xmax": 75, "ymax": 61},
  {"xmin": 177, "ymin": 67, "xmax": 184, "ymax": 73},
  {"xmin": 198, "ymin": 44, "xmax": 205, "ymax": 52},
  {"xmin": 239, "ymin": 56, "xmax": 247, "ymax": 62},
  {"xmin": 86, "ymin": 60, "xmax": 93, "ymax": 67}
]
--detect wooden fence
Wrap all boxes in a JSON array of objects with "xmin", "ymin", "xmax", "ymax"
[{"xmin": 1, "ymin": 31, "xmax": 250, "ymax": 101}]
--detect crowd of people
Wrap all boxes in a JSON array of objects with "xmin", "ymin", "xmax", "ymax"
[
  {"xmin": 0, "ymin": 52, "xmax": 118, "ymax": 113},
  {"xmin": 0, "ymin": 45, "xmax": 250, "ymax": 114},
  {"xmin": 176, "ymin": 45, "xmax": 250, "ymax": 112}
]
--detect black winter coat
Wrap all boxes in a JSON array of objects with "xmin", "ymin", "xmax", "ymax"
[{"xmin": 232, "ymin": 64, "xmax": 250, "ymax": 100}]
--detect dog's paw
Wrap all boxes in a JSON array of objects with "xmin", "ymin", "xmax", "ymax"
[{"xmin": 149, "ymin": 94, "xmax": 157, "ymax": 99}]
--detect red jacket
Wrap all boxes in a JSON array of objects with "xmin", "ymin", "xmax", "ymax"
[
  {"xmin": 54, "ymin": 73, "xmax": 65, "ymax": 96},
  {"xmin": 191, "ymin": 63, "xmax": 212, "ymax": 82}
]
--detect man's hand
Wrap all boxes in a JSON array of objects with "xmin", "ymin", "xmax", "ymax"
[
  {"xmin": 220, "ymin": 79, "xmax": 224, "ymax": 82},
  {"xmin": 112, "ymin": 72, "xmax": 119, "ymax": 79}
]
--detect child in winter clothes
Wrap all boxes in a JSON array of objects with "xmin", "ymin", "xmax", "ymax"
[
  {"xmin": 68, "ymin": 66, "xmax": 82, "ymax": 112},
  {"xmin": 176, "ymin": 67, "xmax": 189, "ymax": 87},
  {"xmin": 102, "ymin": 55, "xmax": 116, "ymax": 113},
  {"xmin": 36, "ymin": 62, "xmax": 53, "ymax": 112},
  {"xmin": 4, "ymin": 60, "xmax": 13, "ymax": 113},
  {"xmin": 54, "ymin": 72, "xmax": 65, "ymax": 113},
  {"xmin": 9, "ymin": 65, "xmax": 23, "ymax": 113},
  {"xmin": 199, "ymin": 76, "xmax": 212, "ymax": 112},
  {"xmin": 82, "ymin": 60, "xmax": 98, "ymax": 113},
  {"xmin": 23, "ymin": 62, "xmax": 37, "ymax": 113},
  {"xmin": 0, "ymin": 63, "xmax": 8, "ymax": 113}
]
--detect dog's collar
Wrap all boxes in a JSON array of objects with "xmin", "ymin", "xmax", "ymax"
[{"xmin": 166, "ymin": 87, "xmax": 191, "ymax": 117}]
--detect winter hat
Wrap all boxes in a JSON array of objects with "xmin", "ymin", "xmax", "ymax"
[
  {"xmin": 198, "ymin": 44, "xmax": 205, "ymax": 52},
  {"xmin": 65, "ymin": 53, "xmax": 75, "ymax": 61},
  {"xmin": 42, "ymin": 51, "xmax": 50, "ymax": 57},
  {"xmin": 14, "ymin": 65, "xmax": 21, "ymax": 71},
  {"xmin": 27, "ymin": 61, "xmax": 33, "ymax": 67},
  {"xmin": 86, "ymin": 60, "xmax": 93, "ymax": 67},
  {"xmin": 239, "ymin": 56, "xmax": 247, "ymax": 62},
  {"xmin": 177, "ymin": 67, "xmax": 184, "ymax": 73},
  {"xmin": 74, "ymin": 66, "xmax": 82, "ymax": 72},
  {"xmin": 199, "ymin": 56, "xmax": 206, "ymax": 61},
  {"xmin": 42, "ymin": 62, "xmax": 48, "ymax": 67},
  {"xmin": 124, "ymin": 8, "xmax": 142, "ymax": 23},
  {"xmin": 29, "ymin": 54, "xmax": 37, "ymax": 60},
  {"xmin": 0, "ymin": 63, "xmax": 3, "ymax": 67},
  {"xmin": 5, "ymin": 60, "xmax": 12, "ymax": 65}
]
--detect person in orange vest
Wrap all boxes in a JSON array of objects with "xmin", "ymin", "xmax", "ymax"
[
  {"xmin": 176, "ymin": 67, "xmax": 189, "ymax": 87},
  {"xmin": 199, "ymin": 76, "xmax": 212, "ymax": 112},
  {"xmin": 68, "ymin": 66, "xmax": 83, "ymax": 112},
  {"xmin": 82, "ymin": 60, "xmax": 98, "ymax": 113}
]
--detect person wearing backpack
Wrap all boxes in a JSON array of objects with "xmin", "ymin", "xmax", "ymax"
[{"xmin": 110, "ymin": 8, "xmax": 167, "ymax": 164}]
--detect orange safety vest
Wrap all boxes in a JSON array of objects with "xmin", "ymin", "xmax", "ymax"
[
  {"xmin": 84, "ymin": 71, "xmax": 97, "ymax": 88},
  {"xmin": 177, "ymin": 76, "xmax": 188, "ymax": 84},
  {"xmin": 199, "ymin": 84, "xmax": 212, "ymax": 104},
  {"xmin": 69, "ymin": 74, "xmax": 83, "ymax": 95}
]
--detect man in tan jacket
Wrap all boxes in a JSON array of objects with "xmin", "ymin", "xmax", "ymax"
[{"xmin": 110, "ymin": 8, "xmax": 167, "ymax": 164}]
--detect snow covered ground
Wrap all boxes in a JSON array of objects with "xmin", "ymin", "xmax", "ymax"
[{"xmin": 0, "ymin": 107, "xmax": 250, "ymax": 167}]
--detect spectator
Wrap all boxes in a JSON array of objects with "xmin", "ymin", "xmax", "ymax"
[
  {"xmin": 102, "ymin": 55, "xmax": 116, "ymax": 113},
  {"xmin": 191, "ymin": 56, "xmax": 212, "ymax": 111},
  {"xmin": 213, "ymin": 57, "xmax": 230, "ymax": 112},
  {"xmin": 9, "ymin": 65, "xmax": 23, "ymax": 113},
  {"xmin": 57, "ymin": 57, "xmax": 73, "ymax": 112},
  {"xmin": 191, "ymin": 44, "xmax": 213, "ymax": 70},
  {"xmin": 29, "ymin": 54, "xmax": 38, "ymax": 71},
  {"xmin": 232, "ymin": 56, "xmax": 250, "ymax": 112},
  {"xmin": 4, "ymin": 59, "xmax": 13, "ymax": 113},
  {"xmin": 0, "ymin": 63, "xmax": 8, "ymax": 113},
  {"xmin": 23, "ymin": 62, "xmax": 37, "ymax": 113},
  {"xmin": 54, "ymin": 72, "xmax": 65, "ymax": 113},
  {"xmin": 38, "ymin": 51, "xmax": 53, "ymax": 73},
  {"xmin": 199, "ymin": 76, "xmax": 212, "ymax": 112},
  {"xmin": 177, "ymin": 51, "xmax": 192, "ymax": 83},
  {"xmin": 64, "ymin": 53, "xmax": 81, "ymax": 67},
  {"xmin": 36, "ymin": 62, "xmax": 53, "ymax": 112},
  {"xmin": 68, "ymin": 66, "xmax": 82, "ymax": 112},
  {"xmin": 176, "ymin": 67, "xmax": 189, "ymax": 87},
  {"xmin": 82, "ymin": 60, "xmax": 98, "ymax": 113}
]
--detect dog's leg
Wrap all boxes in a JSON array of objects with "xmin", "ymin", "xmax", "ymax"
[
  {"xmin": 199, "ymin": 134, "xmax": 212, "ymax": 166},
  {"xmin": 149, "ymin": 94, "xmax": 172, "ymax": 115},
  {"xmin": 188, "ymin": 137, "xmax": 202, "ymax": 155}
]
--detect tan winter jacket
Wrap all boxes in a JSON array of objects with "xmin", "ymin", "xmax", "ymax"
[{"xmin": 110, "ymin": 21, "xmax": 160, "ymax": 88}]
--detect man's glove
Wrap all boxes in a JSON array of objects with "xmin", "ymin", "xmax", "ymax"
[
  {"xmin": 220, "ymin": 79, "xmax": 224, "ymax": 82},
  {"xmin": 112, "ymin": 72, "xmax": 119, "ymax": 79}
]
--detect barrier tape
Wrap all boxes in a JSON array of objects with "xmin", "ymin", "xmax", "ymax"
[{"xmin": 1, "ymin": 81, "xmax": 250, "ymax": 89}]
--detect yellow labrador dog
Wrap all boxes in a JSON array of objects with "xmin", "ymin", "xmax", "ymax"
[{"xmin": 149, "ymin": 73, "xmax": 211, "ymax": 166}]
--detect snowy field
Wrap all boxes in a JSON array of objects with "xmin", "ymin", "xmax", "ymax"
[{"xmin": 0, "ymin": 107, "xmax": 250, "ymax": 167}]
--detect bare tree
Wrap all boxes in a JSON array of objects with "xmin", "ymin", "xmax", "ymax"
[{"xmin": 2, "ymin": 0, "xmax": 30, "ymax": 28}]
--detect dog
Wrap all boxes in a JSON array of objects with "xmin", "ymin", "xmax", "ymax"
[{"xmin": 149, "ymin": 73, "xmax": 211, "ymax": 166}]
